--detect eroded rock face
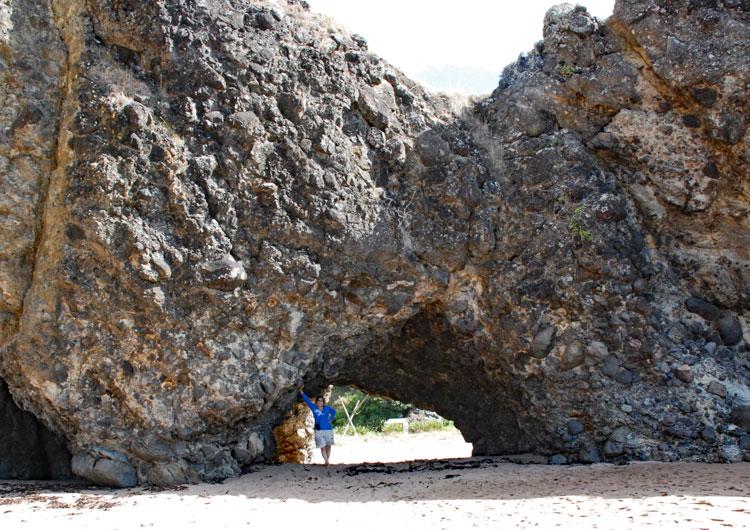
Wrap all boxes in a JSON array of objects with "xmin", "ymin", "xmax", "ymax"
[{"xmin": 1, "ymin": 0, "xmax": 749, "ymax": 485}]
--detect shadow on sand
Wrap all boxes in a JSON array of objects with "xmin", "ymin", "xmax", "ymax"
[{"xmin": 3, "ymin": 457, "xmax": 749, "ymax": 504}]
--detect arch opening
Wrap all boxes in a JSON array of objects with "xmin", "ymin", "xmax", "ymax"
[
  {"xmin": 318, "ymin": 385, "xmax": 471, "ymax": 465},
  {"xmin": 334, "ymin": 303, "xmax": 543, "ymax": 456},
  {"xmin": 275, "ymin": 303, "xmax": 547, "ymax": 465}
]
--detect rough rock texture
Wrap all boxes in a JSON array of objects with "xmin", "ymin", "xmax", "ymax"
[
  {"xmin": 0, "ymin": 0, "xmax": 749, "ymax": 485},
  {"xmin": 273, "ymin": 402, "xmax": 314, "ymax": 464}
]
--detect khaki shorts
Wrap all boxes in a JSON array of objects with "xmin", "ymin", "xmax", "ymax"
[{"xmin": 314, "ymin": 429, "xmax": 335, "ymax": 448}]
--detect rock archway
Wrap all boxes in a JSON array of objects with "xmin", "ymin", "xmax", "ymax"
[
  {"xmin": 330, "ymin": 303, "xmax": 541, "ymax": 456},
  {"xmin": 1, "ymin": 0, "xmax": 749, "ymax": 486}
]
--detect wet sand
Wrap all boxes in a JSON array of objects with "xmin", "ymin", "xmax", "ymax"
[{"xmin": 2, "ymin": 431, "xmax": 749, "ymax": 529}]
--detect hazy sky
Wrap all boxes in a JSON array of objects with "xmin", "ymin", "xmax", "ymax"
[{"xmin": 304, "ymin": 1, "xmax": 616, "ymax": 94}]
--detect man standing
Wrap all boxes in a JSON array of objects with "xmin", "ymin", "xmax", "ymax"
[{"xmin": 300, "ymin": 391, "xmax": 337, "ymax": 465}]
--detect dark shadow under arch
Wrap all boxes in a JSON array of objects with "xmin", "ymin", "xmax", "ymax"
[{"xmin": 325, "ymin": 303, "xmax": 545, "ymax": 456}]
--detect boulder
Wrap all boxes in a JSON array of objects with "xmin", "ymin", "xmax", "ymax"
[{"xmin": 71, "ymin": 450, "xmax": 137, "ymax": 488}]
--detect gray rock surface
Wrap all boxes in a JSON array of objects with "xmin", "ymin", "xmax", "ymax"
[
  {"xmin": 71, "ymin": 448, "xmax": 137, "ymax": 487},
  {"xmin": 0, "ymin": 0, "xmax": 749, "ymax": 485},
  {"xmin": 548, "ymin": 454, "xmax": 568, "ymax": 465},
  {"xmin": 717, "ymin": 316, "xmax": 743, "ymax": 346}
]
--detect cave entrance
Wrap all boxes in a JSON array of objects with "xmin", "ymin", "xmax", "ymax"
[
  {"xmin": 273, "ymin": 384, "xmax": 473, "ymax": 466},
  {"xmin": 274, "ymin": 386, "xmax": 473, "ymax": 464}
]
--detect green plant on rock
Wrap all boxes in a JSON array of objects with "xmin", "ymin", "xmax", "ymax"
[
  {"xmin": 568, "ymin": 203, "xmax": 592, "ymax": 241},
  {"xmin": 559, "ymin": 64, "xmax": 578, "ymax": 77}
]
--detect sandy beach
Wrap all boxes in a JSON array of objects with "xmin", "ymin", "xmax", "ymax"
[
  {"xmin": 2, "ymin": 431, "xmax": 749, "ymax": 530},
  {"xmin": 310, "ymin": 429, "xmax": 474, "ymax": 464}
]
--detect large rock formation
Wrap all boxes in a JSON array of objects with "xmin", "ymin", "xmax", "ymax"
[{"xmin": 1, "ymin": 0, "xmax": 749, "ymax": 485}]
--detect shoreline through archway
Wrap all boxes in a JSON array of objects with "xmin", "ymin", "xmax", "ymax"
[{"xmin": 312, "ymin": 386, "xmax": 473, "ymax": 465}]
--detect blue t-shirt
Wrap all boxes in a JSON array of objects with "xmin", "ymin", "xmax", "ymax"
[{"xmin": 301, "ymin": 392, "xmax": 337, "ymax": 430}]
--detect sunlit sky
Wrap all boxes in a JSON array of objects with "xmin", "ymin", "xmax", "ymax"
[{"xmin": 304, "ymin": 0, "xmax": 616, "ymax": 94}]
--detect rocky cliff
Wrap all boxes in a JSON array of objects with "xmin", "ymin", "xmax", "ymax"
[{"xmin": 0, "ymin": 0, "xmax": 749, "ymax": 486}]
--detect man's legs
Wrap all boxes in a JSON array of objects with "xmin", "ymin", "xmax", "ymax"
[{"xmin": 322, "ymin": 445, "xmax": 331, "ymax": 465}]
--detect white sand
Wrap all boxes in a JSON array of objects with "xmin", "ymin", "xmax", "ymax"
[
  {"xmin": 310, "ymin": 429, "xmax": 474, "ymax": 464},
  {"xmin": 2, "ymin": 431, "xmax": 749, "ymax": 530}
]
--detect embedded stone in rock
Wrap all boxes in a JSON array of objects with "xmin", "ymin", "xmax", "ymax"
[
  {"xmin": 692, "ymin": 87, "xmax": 718, "ymax": 108},
  {"xmin": 277, "ymin": 93, "xmax": 306, "ymax": 123},
  {"xmin": 674, "ymin": 365, "xmax": 694, "ymax": 384},
  {"xmin": 707, "ymin": 381, "xmax": 727, "ymax": 398},
  {"xmin": 586, "ymin": 341, "xmax": 608, "ymax": 360},
  {"xmin": 615, "ymin": 369, "xmax": 636, "ymax": 386},
  {"xmin": 548, "ymin": 454, "xmax": 568, "ymax": 465},
  {"xmin": 611, "ymin": 426, "xmax": 629, "ymax": 444},
  {"xmin": 358, "ymin": 83, "xmax": 396, "ymax": 129},
  {"xmin": 579, "ymin": 445, "xmax": 602, "ymax": 464},
  {"xmin": 531, "ymin": 325, "xmax": 557, "ymax": 358},
  {"xmin": 144, "ymin": 460, "xmax": 200, "ymax": 486},
  {"xmin": 603, "ymin": 439, "xmax": 624, "ymax": 457},
  {"xmin": 717, "ymin": 315, "xmax": 743, "ymax": 346},
  {"xmin": 730, "ymin": 406, "xmax": 750, "ymax": 431},
  {"xmin": 255, "ymin": 11, "xmax": 277, "ymax": 31},
  {"xmin": 567, "ymin": 419, "xmax": 584, "ymax": 435},
  {"xmin": 700, "ymin": 426, "xmax": 717, "ymax": 442},
  {"xmin": 601, "ymin": 355, "xmax": 621, "ymax": 379},
  {"xmin": 561, "ymin": 341, "xmax": 584, "ymax": 369},
  {"xmin": 685, "ymin": 298, "xmax": 721, "ymax": 321},
  {"xmin": 199, "ymin": 255, "xmax": 248, "ymax": 291},
  {"xmin": 720, "ymin": 443, "xmax": 743, "ymax": 463},
  {"xmin": 227, "ymin": 111, "xmax": 261, "ymax": 130}
]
